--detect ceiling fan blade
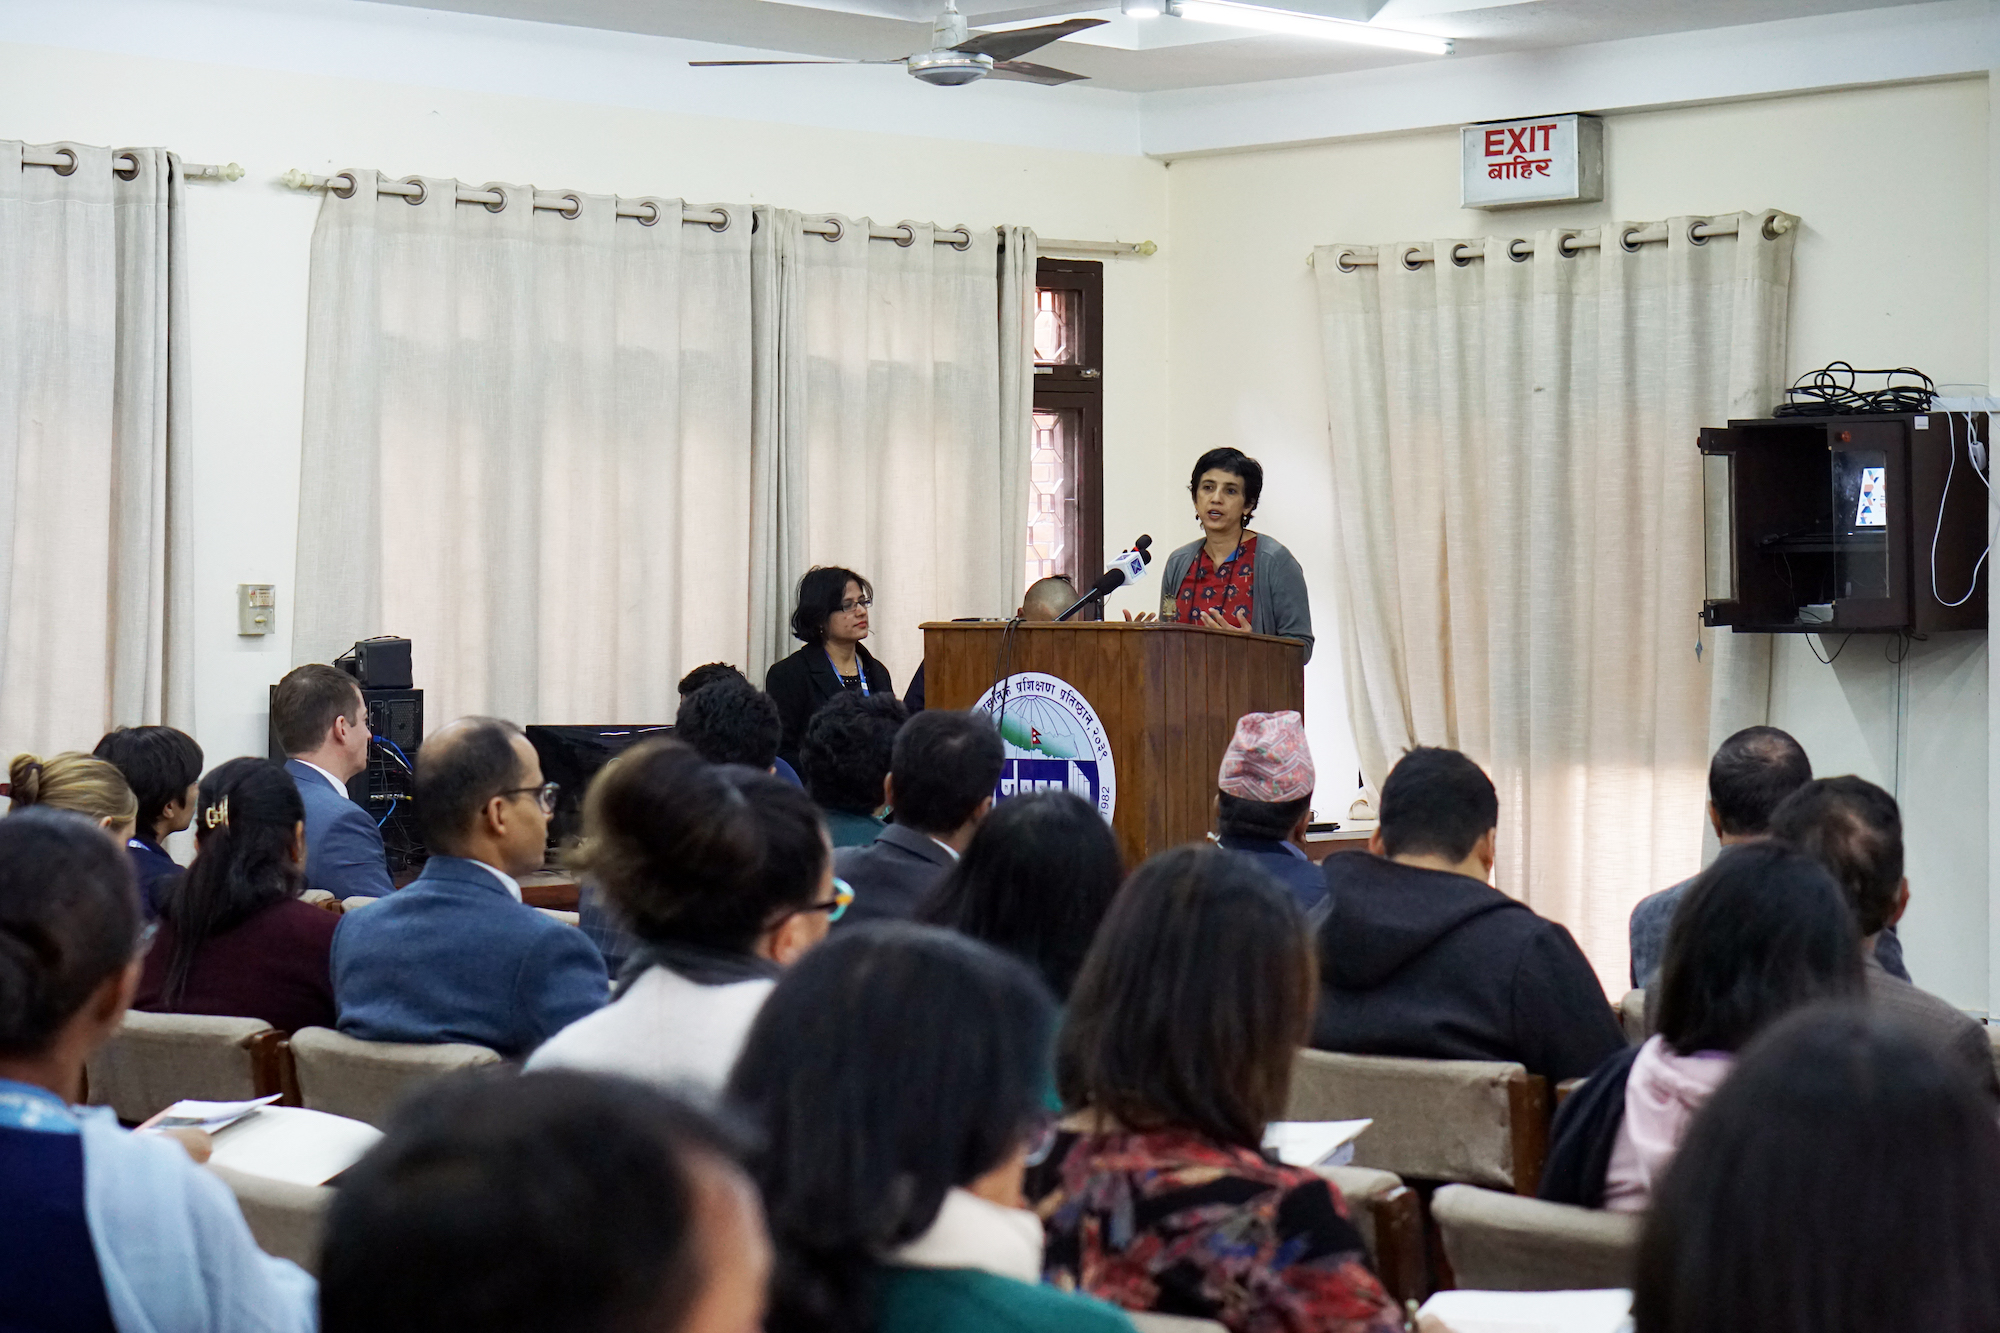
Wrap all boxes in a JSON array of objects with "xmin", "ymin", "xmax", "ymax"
[
  {"xmin": 687, "ymin": 59, "xmax": 870, "ymax": 66},
  {"xmin": 952, "ymin": 17, "xmax": 1107, "ymax": 62},
  {"xmin": 986, "ymin": 59, "xmax": 1090, "ymax": 85}
]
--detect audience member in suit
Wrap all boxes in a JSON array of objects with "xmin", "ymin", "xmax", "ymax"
[
  {"xmin": 1627, "ymin": 726, "xmax": 1909, "ymax": 988},
  {"xmin": 6, "ymin": 751, "xmax": 137, "ymax": 842},
  {"xmin": 322, "ymin": 1069, "xmax": 769, "ymax": 1333},
  {"xmin": 1311, "ymin": 747, "xmax": 1624, "ymax": 1084},
  {"xmin": 677, "ymin": 662, "xmax": 805, "ymax": 787},
  {"xmin": 1210, "ymin": 710, "xmax": 1325, "ymax": 917},
  {"xmin": 272, "ymin": 663, "xmax": 395, "ymax": 900},
  {"xmin": 835, "ymin": 710, "xmax": 1003, "ymax": 927},
  {"xmin": 801, "ymin": 691, "xmax": 909, "ymax": 849},
  {"xmin": 0, "ymin": 809, "xmax": 316, "ymax": 1332},
  {"xmin": 332, "ymin": 717, "xmax": 606, "ymax": 1057},
  {"xmin": 728, "ymin": 923, "xmax": 1134, "ymax": 1333},
  {"xmin": 1634, "ymin": 1005, "xmax": 2000, "ymax": 1333},
  {"xmin": 765, "ymin": 566, "xmax": 895, "ymax": 773},
  {"xmin": 1769, "ymin": 775, "xmax": 2000, "ymax": 1101},
  {"xmin": 529, "ymin": 739, "xmax": 840, "ymax": 1093},
  {"xmin": 1037, "ymin": 847, "xmax": 1401, "ymax": 1333},
  {"xmin": 904, "ymin": 574, "xmax": 1078, "ymax": 716},
  {"xmin": 135, "ymin": 758, "xmax": 338, "ymax": 1035},
  {"xmin": 92, "ymin": 725, "xmax": 203, "ymax": 918},
  {"xmin": 1540, "ymin": 842, "xmax": 1862, "ymax": 1212},
  {"xmin": 918, "ymin": 790, "xmax": 1122, "ymax": 1003}
]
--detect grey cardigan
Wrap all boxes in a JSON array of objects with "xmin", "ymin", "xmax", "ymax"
[{"xmin": 1156, "ymin": 532, "xmax": 1314, "ymax": 663}]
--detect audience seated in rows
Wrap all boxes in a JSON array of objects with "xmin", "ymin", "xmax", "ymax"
[
  {"xmin": 322, "ymin": 1068, "xmax": 767, "ymax": 1333},
  {"xmin": 1312, "ymin": 746, "xmax": 1623, "ymax": 1084},
  {"xmin": 1634, "ymin": 1004, "xmax": 2000, "ymax": 1333},
  {"xmin": 0, "ymin": 810, "xmax": 316, "ymax": 1332},
  {"xmin": 727, "ymin": 923, "xmax": 1133, "ymax": 1333},
  {"xmin": 1627, "ymin": 725, "xmax": 1907, "ymax": 987},
  {"xmin": 530, "ymin": 740, "xmax": 838, "ymax": 1092},
  {"xmin": 7, "ymin": 750, "xmax": 137, "ymax": 841},
  {"xmin": 801, "ymin": 691, "xmax": 908, "ymax": 848},
  {"xmin": 835, "ymin": 710, "xmax": 1003, "ymax": 927},
  {"xmin": 272, "ymin": 664, "xmax": 394, "ymax": 899},
  {"xmin": 92, "ymin": 725, "xmax": 203, "ymax": 917},
  {"xmin": 333, "ymin": 716, "xmax": 606, "ymax": 1057},
  {"xmin": 1770, "ymin": 775, "xmax": 1999, "ymax": 1100},
  {"xmin": 1040, "ymin": 846, "xmax": 1400, "ymax": 1333},
  {"xmin": 903, "ymin": 573, "xmax": 1077, "ymax": 714},
  {"xmin": 1540, "ymin": 841, "xmax": 1861, "ymax": 1212},
  {"xmin": 766, "ymin": 566, "xmax": 896, "ymax": 774},
  {"xmin": 1210, "ymin": 710, "xmax": 1325, "ymax": 916},
  {"xmin": 135, "ymin": 757, "xmax": 339, "ymax": 1035},
  {"xmin": 918, "ymin": 790, "xmax": 1123, "ymax": 1002}
]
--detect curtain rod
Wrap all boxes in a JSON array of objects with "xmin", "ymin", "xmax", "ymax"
[
  {"xmin": 21, "ymin": 148, "xmax": 243, "ymax": 181},
  {"xmin": 1313, "ymin": 213, "xmax": 1796, "ymax": 271}
]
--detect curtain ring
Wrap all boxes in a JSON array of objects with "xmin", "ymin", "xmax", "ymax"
[
  {"xmin": 481, "ymin": 183, "xmax": 509, "ymax": 214},
  {"xmin": 557, "ymin": 192, "xmax": 581, "ymax": 220},
  {"xmin": 400, "ymin": 176, "xmax": 429, "ymax": 206},
  {"xmin": 49, "ymin": 147, "xmax": 78, "ymax": 177},
  {"xmin": 1400, "ymin": 245, "xmax": 1427, "ymax": 271},
  {"xmin": 1619, "ymin": 226, "xmax": 1644, "ymax": 253},
  {"xmin": 1556, "ymin": 231, "xmax": 1581, "ymax": 258},
  {"xmin": 818, "ymin": 216, "xmax": 845, "ymax": 243},
  {"xmin": 1335, "ymin": 249, "xmax": 1359, "ymax": 274},
  {"xmin": 112, "ymin": 152, "xmax": 140, "ymax": 181},
  {"xmin": 706, "ymin": 205, "xmax": 732, "ymax": 233},
  {"xmin": 1450, "ymin": 242, "xmax": 1475, "ymax": 268},
  {"xmin": 891, "ymin": 223, "xmax": 916, "ymax": 247},
  {"xmin": 1508, "ymin": 237, "xmax": 1532, "ymax": 263},
  {"xmin": 948, "ymin": 227, "xmax": 972, "ymax": 251},
  {"xmin": 328, "ymin": 171, "xmax": 357, "ymax": 199},
  {"xmin": 634, "ymin": 201, "xmax": 661, "ymax": 226},
  {"xmin": 1687, "ymin": 219, "xmax": 1711, "ymax": 246}
]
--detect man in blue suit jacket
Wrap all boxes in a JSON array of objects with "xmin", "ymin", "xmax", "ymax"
[
  {"xmin": 332, "ymin": 715, "xmax": 607, "ymax": 1057},
  {"xmin": 272, "ymin": 664, "xmax": 395, "ymax": 899}
]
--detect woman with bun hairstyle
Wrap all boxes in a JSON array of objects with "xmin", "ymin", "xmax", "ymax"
[
  {"xmin": 527, "ymin": 737, "xmax": 842, "ymax": 1092},
  {"xmin": 135, "ymin": 758, "xmax": 338, "ymax": 1035},
  {"xmin": 7, "ymin": 752, "xmax": 138, "ymax": 841},
  {"xmin": 1156, "ymin": 448, "xmax": 1314, "ymax": 661}
]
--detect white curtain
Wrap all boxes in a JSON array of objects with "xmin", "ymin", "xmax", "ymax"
[
  {"xmin": 1313, "ymin": 211, "xmax": 1796, "ymax": 987},
  {"xmin": 751, "ymin": 210, "xmax": 1035, "ymax": 686},
  {"xmin": 0, "ymin": 142, "xmax": 193, "ymax": 758},
  {"xmin": 295, "ymin": 177, "xmax": 757, "ymax": 727}
]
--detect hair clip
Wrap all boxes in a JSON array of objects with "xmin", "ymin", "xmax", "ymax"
[{"xmin": 203, "ymin": 797, "xmax": 229, "ymax": 830}]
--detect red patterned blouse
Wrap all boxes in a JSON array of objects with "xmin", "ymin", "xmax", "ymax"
[{"xmin": 1172, "ymin": 535, "xmax": 1258, "ymax": 627}]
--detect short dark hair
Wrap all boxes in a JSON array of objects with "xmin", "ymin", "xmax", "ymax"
[
  {"xmin": 800, "ymin": 692, "xmax": 907, "ymax": 816},
  {"xmin": 1215, "ymin": 791, "xmax": 1312, "ymax": 842},
  {"xmin": 415, "ymin": 718, "xmax": 529, "ymax": 852},
  {"xmin": 1188, "ymin": 447, "xmax": 1264, "ymax": 517},
  {"xmin": 572, "ymin": 738, "xmax": 829, "ymax": 954},
  {"xmin": 726, "ymin": 924, "xmax": 1054, "ymax": 1333},
  {"xmin": 789, "ymin": 566, "xmax": 872, "ymax": 646},
  {"xmin": 918, "ymin": 791, "xmax": 1124, "ymax": 1000},
  {"xmin": 0, "ymin": 809, "xmax": 139, "ymax": 1057},
  {"xmin": 1377, "ymin": 746, "xmax": 1498, "ymax": 862},
  {"xmin": 887, "ymin": 710, "xmax": 1003, "ymax": 835},
  {"xmin": 1634, "ymin": 1004, "xmax": 2000, "ymax": 1333},
  {"xmin": 272, "ymin": 664, "xmax": 364, "ymax": 756},
  {"xmin": 1768, "ymin": 776, "xmax": 1904, "ymax": 936},
  {"xmin": 675, "ymin": 679, "xmax": 782, "ymax": 771},
  {"xmin": 1059, "ymin": 845, "xmax": 1314, "ymax": 1150},
  {"xmin": 1654, "ymin": 841, "xmax": 1860, "ymax": 1055},
  {"xmin": 321, "ymin": 1069, "xmax": 743, "ymax": 1333},
  {"xmin": 1708, "ymin": 726, "xmax": 1812, "ymax": 837},
  {"xmin": 161, "ymin": 758, "xmax": 307, "ymax": 1007},
  {"xmin": 677, "ymin": 662, "xmax": 747, "ymax": 698},
  {"xmin": 92, "ymin": 726, "xmax": 204, "ymax": 832}
]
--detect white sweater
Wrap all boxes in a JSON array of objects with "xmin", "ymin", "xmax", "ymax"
[{"xmin": 526, "ymin": 964, "xmax": 774, "ymax": 1095}]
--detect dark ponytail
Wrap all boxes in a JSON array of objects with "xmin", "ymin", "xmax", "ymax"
[
  {"xmin": 0, "ymin": 809, "xmax": 138, "ymax": 1056},
  {"xmin": 160, "ymin": 758, "xmax": 306, "ymax": 1005}
]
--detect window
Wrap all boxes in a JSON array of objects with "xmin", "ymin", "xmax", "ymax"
[{"xmin": 1027, "ymin": 258, "xmax": 1104, "ymax": 612}]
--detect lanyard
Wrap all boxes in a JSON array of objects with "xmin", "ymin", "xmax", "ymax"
[
  {"xmin": 826, "ymin": 647, "xmax": 870, "ymax": 696},
  {"xmin": 0, "ymin": 1080, "xmax": 78, "ymax": 1133}
]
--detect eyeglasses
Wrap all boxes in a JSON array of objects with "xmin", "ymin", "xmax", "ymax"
[
  {"xmin": 837, "ymin": 597, "xmax": 872, "ymax": 614},
  {"xmin": 1024, "ymin": 1113, "xmax": 1063, "ymax": 1168},
  {"xmin": 795, "ymin": 876, "xmax": 855, "ymax": 924},
  {"xmin": 498, "ymin": 781, "xmax": 561, "ymax": 814}
]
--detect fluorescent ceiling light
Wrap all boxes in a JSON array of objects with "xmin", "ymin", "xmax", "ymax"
[
  {"xmin": 1174, "ymin": 0, "xmax": 1452, "ymax": 53},
  {"xmin": 1121, "ymin": 0, "xmax": 1167, "ymax": 13}
]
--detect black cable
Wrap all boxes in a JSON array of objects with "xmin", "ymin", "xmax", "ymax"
[
  {"xmin": 1772, "ymin": 362, "xmax": 1935, "ymax": 417},
  {"xmin": 1807, "ymin": 632, "xmax": 1853, "ymax": 666}
]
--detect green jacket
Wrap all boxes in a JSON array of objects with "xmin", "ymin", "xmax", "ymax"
[
  {"xmin": 875, "ymin": 1267, "xmax": 1134, "ymax": 1333},
  {"xmin": 824, "ymin": 808, "xmax": 888, "ymax": 849}
]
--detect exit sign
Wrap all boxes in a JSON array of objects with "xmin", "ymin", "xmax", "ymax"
[{"xmin": 1461, "ymin": 114, "xmax": 1603, "ymax": 209}]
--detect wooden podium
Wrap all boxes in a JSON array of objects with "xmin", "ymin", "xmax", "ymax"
[{"xmin": 920, "ymin": 621, "xmax": 1306, "ymax": 868}]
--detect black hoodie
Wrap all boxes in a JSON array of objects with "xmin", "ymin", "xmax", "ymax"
[{"xmin": 1310, "ymin": 853, "xmax": 1625, "ymax": 1085}]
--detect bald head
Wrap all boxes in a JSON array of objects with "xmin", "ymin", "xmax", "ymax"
[
  {"xmin": 1019, "ymin": 576, "xmax": 1076, "ymax": 623},
  {"xmin": 415, "ymin": 717, "xmax": 532, "ymax": 854}
]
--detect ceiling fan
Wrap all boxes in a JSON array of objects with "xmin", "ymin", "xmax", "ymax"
[{"xmin": 689, "ymin": 4, "xmax": 1109, "ymax": 87}]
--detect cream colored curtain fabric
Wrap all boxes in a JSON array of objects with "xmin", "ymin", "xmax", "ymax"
[
  {"xmin": 295, "ymin": 178, "xmax": 756, "ymax": 726},
  {"xmin": 0, "ymin": 143, "xmax": 192, "ymax": 757},
  {"xmin": 1313, "ymin": 211, "xmax": 1796, "ymax": 986}
]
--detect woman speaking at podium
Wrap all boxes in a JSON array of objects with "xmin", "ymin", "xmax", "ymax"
[{"xmin": 1156, "ymin": 447, "xmax": 1314, "ymax": 662}]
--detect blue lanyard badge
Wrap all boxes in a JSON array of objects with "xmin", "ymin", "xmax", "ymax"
[{"xmin": 827, "ymin": 648, "xmax": 870, "ymax": 696}]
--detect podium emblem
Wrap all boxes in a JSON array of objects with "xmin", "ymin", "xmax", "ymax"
[{"xmin": 973, "ymin": 670, "xmax": 1117, "ymax": 821}]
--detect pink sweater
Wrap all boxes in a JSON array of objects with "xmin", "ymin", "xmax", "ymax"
[{"xmin": 1602, "ymin": 1035, "xmax": 1734, "ymax": 1213}]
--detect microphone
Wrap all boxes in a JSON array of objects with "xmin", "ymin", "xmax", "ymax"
[{"xmin": 1056, "ymin": 535, "xmax": 1154, "ymax": 621}]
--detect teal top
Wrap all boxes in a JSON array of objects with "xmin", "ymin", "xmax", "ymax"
[
  {"xmin": 876, "ymin": 1266, "xmax": 1135, "ymax": 1333},
  {"xmin": 824, "ymin": 808, "xmax": 889, "ymax": 849}
]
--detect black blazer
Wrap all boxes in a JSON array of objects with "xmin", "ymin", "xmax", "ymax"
[{"xmin": 764, "ymin": 642, "xmax": 895, "ymax": 774}]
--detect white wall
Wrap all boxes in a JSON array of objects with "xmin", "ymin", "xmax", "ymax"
[
  {"xmin": 0, "ymin": 23, "xmax": 1170, "ymax": 764},
  {"xmin": 1163, "ymin": 78, "xmax": 1993, "ymax": 1006}
]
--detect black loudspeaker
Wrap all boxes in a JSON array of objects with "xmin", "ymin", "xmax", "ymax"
[{"xmin": 338, "ymin": 637, "xmax": 413, "ymax": 690}]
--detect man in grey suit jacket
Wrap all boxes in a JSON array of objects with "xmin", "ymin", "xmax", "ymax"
[
  {"xmin": 273, "ymin": 663, "xmax": 394, "ymax": 900},
  {"xmin": 834, "ymin": 710, "xmax": 1003, "ymax": 927}
]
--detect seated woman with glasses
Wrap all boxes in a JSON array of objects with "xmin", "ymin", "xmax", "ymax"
[
  {"xmin": 727, "ymin": 923, "xmax": 1134, "ymax": 1333},
  {"xmin": 765, "ymin": 566, "xmax": 896, "ymax": 774},
  {"xmin": 135, "ymin": 757, "xmax": 339, "ymax": 1035},
  {"xmin": 528, "ymin": 738, "xmax": 841, "ymax": 1095}
]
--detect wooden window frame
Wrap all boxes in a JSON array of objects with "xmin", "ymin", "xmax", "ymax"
[{"xmin": 1034, "ymin": 257, "xmax": 1105, "ymax": 616}]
